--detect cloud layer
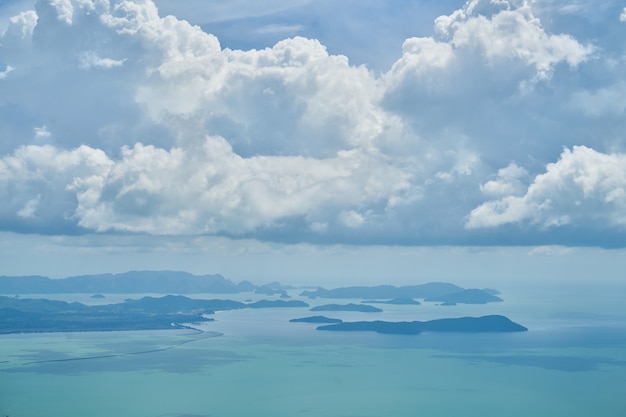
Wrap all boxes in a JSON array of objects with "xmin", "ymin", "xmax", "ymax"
[{"xmin": 1, "ymin": 0, "xmax": 625, "ymax": 246}]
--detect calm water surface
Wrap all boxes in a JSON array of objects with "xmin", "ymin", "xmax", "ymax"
[{"xmin": 1, "ymin": 283, "xmax": 625, "ymax": 417}]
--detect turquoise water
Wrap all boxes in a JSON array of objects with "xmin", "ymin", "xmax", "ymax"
[{"xmin": 1, "ymin": 283, "xmax": 625, "ymax": 417}]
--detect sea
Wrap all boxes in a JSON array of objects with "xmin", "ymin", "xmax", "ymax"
[{"xmin": 1, "ymin": 281, "xmax": 625, "ymax": 417}]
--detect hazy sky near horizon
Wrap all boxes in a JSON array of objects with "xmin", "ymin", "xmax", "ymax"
[{"xmin": 1, "ymin": 0, "xmax": 625, "ymax": 284}]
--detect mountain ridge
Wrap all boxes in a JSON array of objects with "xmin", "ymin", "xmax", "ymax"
[{"xmin": 0, "ymin": 270, "xmax": 254, "ymax": 294}]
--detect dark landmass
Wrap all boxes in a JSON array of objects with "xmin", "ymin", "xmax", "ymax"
[
  {"xmin": 290, "ymin": 316, "xmax": 343, "ymax": 324},
  {"xmin": 300, "ymin": 283, "xmax": 464, "ymax": 300},
  {"xmin": 362, "ymin": 298, "xmax": 421, "ymax": 305},
  {"xmin": 310, "ymin": 303, "xmax": 383, "ymax": 313},
  {"xmin": 0, "ymin": 295, "xmax": 212, "ymax": 333},
  {"xmin": 90, "ymin": 293, "xmax": 105, "ymax": 299},
  {"xmin": 122, "ymin": 295, "xmax": 245, "ymax": 312},
  {"xmin": 254, "ymin": 285, "xmax": 289, "ymax": 298},
  {"xmin": 262, "ymin": 281, "xmax": 296, "ymax": 290},
  {"xmin": 439, "ymin": 301, "xmax": 457, "ymax": 306},
  {"xmin": 317, "ymin": 315, "xmax": 528, "ymax": 334},
  {"xmin": 425, "ymin": 289, "xmax": 503, "ymax": 304},
  {"xmin": 0, "ymin": 271, "xmax": 257, "ymax": 294},
  {"xmin": 0, "ymin": 295, "xmax": 308, "ymax": 334},
  {"xmin": 300, "ymin": 283, "xmax": 504, "ymax": 304}
]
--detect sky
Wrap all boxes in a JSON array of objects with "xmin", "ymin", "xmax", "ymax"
[{"xmin": 0, "ymin": 0, "xmax": 625, "ymax": 286}]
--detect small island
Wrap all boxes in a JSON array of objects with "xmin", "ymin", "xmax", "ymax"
[
  {"xmin": 310, "ymin": 303, "xmax": 383, "ymax": 313},
  {"xmin": 290, "ymin": 316, "xmax": 343, "ymax": 324},
  {"xmin": 317, "ymin": 315, "xmax": 527, "ymax": 335}
]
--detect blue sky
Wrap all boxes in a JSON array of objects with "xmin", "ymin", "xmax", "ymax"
[{"xmin": 0, "ymin": 0, "xmax": 625, "ymax": 285}]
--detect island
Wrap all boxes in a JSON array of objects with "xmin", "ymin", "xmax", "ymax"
[
  {"xmin": 300, "ymin": 283, "xmax": 463, "ymax": 299},
  {"xmin": 254, "ymin": 282, "xmax": 292, "ymax": 298},
  {"xmin": 316, "ymin": 315, "xmax": 528, "ymax": 334},
  {"xmin": 290, "ymin": 316, "xmax": 343, "ymax": 324},
  {"xmin": 299, "ymin": 283, "xmax": 502, "ymax": 304},
  {"xmin": 310, "ymin": 303, "xmax": 383, "ymax": 313}
]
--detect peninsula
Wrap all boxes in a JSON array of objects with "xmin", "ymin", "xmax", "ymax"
[{"xmin": 0, "ymin": 295, "xmax": 308, "ymax": 334}]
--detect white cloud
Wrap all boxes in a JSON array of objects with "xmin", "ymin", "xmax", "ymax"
[
  {"xmin": 79, "ymin": 51, "xmax": 126, "ymax": 69},
  {"xmin": 5, "ymin": 9, "xmax": 37, "ymax": 40},
  {"xmin": 17, "ymin": 195, "xmax": 41, "ymax": 219},
  {"xmin": 0, "ymin": 64, "xmax": 13, "ymax": 79},
  {"xmin": 480, "ymin": 163, "xmax": 529, "ymax": 197},
  {"xmin": 467, "ymin": 146, "xmax": 626, "ymax": 229},
  {"xmin": 339, "ymin": 210, "xmax": 367, "ymax": 229},
  {"xmin": 0, "ymin": 144, "xmax": 113, "ymax": 231},
  {"xmin": 34, "ymin": 126, "xmax": 51, "ymax": 139},
  {"xmin": 620, "ymin": 7, "xmax": 626, "ymax": 22},
  {"xmin": 0, "ymin": 0, "xmax": 624, "ymax": 245},
  {"xmin": 0, "ymin": 139, "xmax": 413, "ymax": 236},
  {"xmin": 433, "ymin": 0, "xmax": 594, "ymax": 81}
]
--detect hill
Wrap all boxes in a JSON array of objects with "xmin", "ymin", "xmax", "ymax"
[{"xmin": 0, "ymin": 271, "xmax": 256, "ymax": 294}]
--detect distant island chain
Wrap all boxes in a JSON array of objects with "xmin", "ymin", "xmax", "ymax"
[{"xmin": 0, "ymin": 271, "xmax": 525, "ymax": 335}]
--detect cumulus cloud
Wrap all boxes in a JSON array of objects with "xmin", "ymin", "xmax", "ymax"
[
  {"xmin": 467, "ymin": 146, "xmax": 626, "ymax": 229},
  {"xmin": 0, "ymin": 139, "xmax": 413, "ymax": 236},
  {"xmin": 433, "ymin": 0, "xmax": 593, "ymax": 80},
  {"xmin": 0, "ymin": 0, "xmax": 624, "ymax": 245},
  {"xmin": 17, "ymin": 194, "xmax": 41, "ymax": 219},
  {"xmin": 0, "ymin": 144, "xmax": 113, "ymax": 233},
  {"xmin": 621, "ymin": 7, "xmax": 626, "ymax": 22},
  {"xmin": 479, "ymin": 163, "xmax": 529, "ymax": 198},
  {"xmin": 79, "ymin": 51, "xmax": 126, "ymax": 69}
]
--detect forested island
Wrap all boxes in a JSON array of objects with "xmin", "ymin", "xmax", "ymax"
[
  {"xmin": 317, "ymin": 315, "xmax": 528, "ymax": 334},
  {"xmin": 300, "ymin": 283, "xmax": 502, "ymax": 304},
  {"xmin": 290, "ymin": 316, "xmax": 343, "ymax": 324},
  {"xmin": 310, "ymin": 303, "xmax": 383, "ymax": 313}
]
